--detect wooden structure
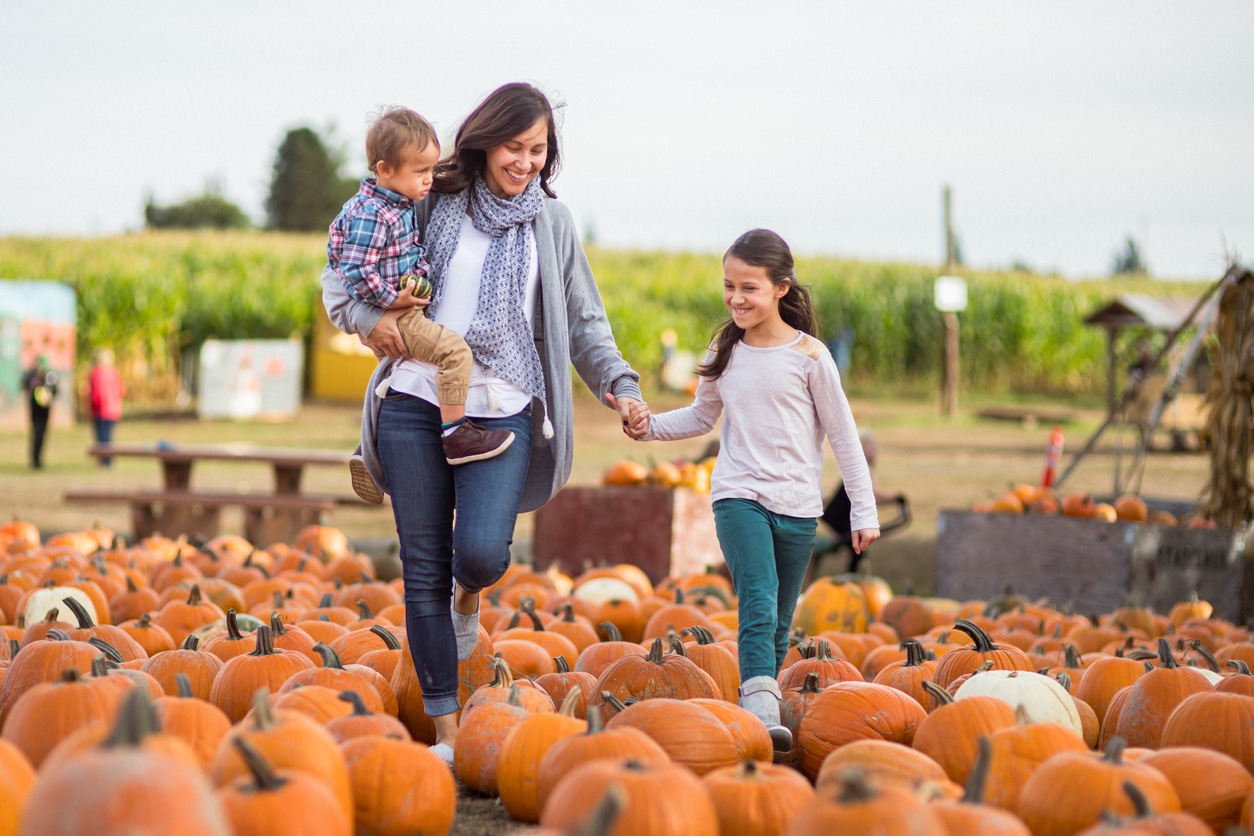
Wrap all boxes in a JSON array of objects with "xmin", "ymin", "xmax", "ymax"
[
  {"xmin": 936, "ymin": 510, "xmax": 1245, "ymax": 621},
  {"xmin": 1084, "ymin": 294, "xmax": 1202, "ymax": 413},
  {"xmin": 532, "ymin": 486, "xmax": 722, "ymax": 583},
  {"xmin": 64, "ymin": 442, "xmax": 374, "ymax": 544}
]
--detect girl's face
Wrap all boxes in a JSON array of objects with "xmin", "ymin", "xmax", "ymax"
[
  {"xmin": 482, "ymin": 118, "xmax": 549, "ymax": 199},
  {"xmin": 723, "ymin": 255, "xmax": 788, "ymax": 335},
  {"xmin": 376, "ymin": 141, "xmax": 439, "ymax": 202}
]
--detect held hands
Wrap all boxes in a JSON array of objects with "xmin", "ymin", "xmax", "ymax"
[
  {"xmin": 851, "ymin": 528, "xmax": 881, "ymax": 555},
  {"xmin": 604, "ymin": 393, "xmax": 650, "ymax": 440}
]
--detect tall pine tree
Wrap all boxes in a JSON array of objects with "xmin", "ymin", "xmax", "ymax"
[{"xmin": 265, "ymin": 127, "xmax": 358, "ymax": 231}]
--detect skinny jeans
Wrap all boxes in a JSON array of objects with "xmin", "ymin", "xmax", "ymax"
[
  {"xmin": 713, "ymin": 498, "xmax": 817, "ymax": 681},
  {"xmin": 377, "ymin": 391, "xmax": 532, "ymax": 716}
]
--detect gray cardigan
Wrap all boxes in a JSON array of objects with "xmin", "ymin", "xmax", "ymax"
[{"xmin": 321, "ymin": 195, "xmax": 642, "ymax": 513}]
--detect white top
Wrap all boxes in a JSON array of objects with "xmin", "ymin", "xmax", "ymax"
[
  {"xmin": 389, "ymin": 213, "xmax": 540, "ymax": 417},
  {"xmin": 644, "ymin": 332, "xmax": 878, "ymax": 527}
]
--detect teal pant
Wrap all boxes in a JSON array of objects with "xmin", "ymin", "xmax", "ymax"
[{"xmin": 713, "ymin": 498, "xmax": 818, "ymax": 681}]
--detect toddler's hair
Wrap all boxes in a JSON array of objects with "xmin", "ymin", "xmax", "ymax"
[{"xmin": 367, "ymin": 107, "xmax": 438, "ymax": 175}]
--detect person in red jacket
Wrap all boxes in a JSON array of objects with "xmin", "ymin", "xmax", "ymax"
[{"xmin": 87, "ymin": 349, "xmax": 125, "ymax": 466}]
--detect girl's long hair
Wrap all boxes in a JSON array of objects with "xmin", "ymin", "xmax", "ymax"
[
  {"xmin": 697, "ymin": 229, "xmax": 820, "ymax": 380},
  {"xmin": 433, "ymin": 82, "xmax": 562, "ymax": 198}
]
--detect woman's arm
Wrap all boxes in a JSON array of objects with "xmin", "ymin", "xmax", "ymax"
[
  {"xmin": 550, "ymin": 203, "xmax": 642, "ymax": 404},
  {"xmin": 321, "ymin": 264, "xmax": 408, "ymax": 358}
]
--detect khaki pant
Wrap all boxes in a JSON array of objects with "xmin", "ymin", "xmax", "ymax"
[{"xmin": 397, "ymin": 310, "xmax": 471, "ymax": 405}]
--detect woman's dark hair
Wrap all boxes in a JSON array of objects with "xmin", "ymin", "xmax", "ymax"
[
  {"xmin": 698, "ymin": 229, "xmax": 820, "ymax": 380},
  {"xmin": 434, "ymin": 82, "xmax": 562, "ymax": 198}
]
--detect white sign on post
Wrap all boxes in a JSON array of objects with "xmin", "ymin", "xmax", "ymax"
[{"xmin": 934, "ymin": 276, "xmax": 968, "ymax": 312}]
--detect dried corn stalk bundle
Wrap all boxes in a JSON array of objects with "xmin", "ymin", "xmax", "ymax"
[{"xmin": 1201, "ymin": 264, "xmax": 1254, "ymax": 528}]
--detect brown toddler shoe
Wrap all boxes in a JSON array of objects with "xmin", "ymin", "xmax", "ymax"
[
  {"xmin": 443, "ymin": 420, "xmax": 515, "ymax": 465},
  {"xmin": 349, "ymin": 452, "xmax": 385, "ymax": 504}
]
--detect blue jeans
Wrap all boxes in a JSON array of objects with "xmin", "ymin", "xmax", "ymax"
[
  {"xmin": 93, "ymin": 418, "xmax": 116, "ymax": 465},
  {"xmin": 377, "ymin": 392, "xmax": 533, "ymax": 716},
  {"xmin": 714, "ymin": 498, "xmax": 817, "ymax": 681}
]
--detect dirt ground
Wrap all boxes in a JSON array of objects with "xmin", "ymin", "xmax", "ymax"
[{"xmin": 0, "ymin": 391, "xmax": 1219, "ymax": 834}]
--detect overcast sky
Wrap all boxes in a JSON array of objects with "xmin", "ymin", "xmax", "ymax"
[{"xmin": 3, "ymin": 2, "xmax": 1252, "ymax": 280}]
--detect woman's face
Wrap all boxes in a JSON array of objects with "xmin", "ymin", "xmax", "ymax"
[{"xmin": 482, "ymin": 118, "xmax": 549, "ymax": 199}]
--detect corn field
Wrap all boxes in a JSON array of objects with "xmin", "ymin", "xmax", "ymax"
[{"xmin": 0, "ymin": 231, "xmax": 1209, "ymax": 405}]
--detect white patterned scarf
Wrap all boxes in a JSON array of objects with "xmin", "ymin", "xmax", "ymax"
[{"xmin": 424, "ymin": 176, "xmax": 547, "ymax": 410}]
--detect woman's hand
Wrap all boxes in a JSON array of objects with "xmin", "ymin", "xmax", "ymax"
[
  {"xmin": 359, "ymin": 308, "xmax": 409, "ymax": 359},
  {"xmin": 605, "ymin": 393, "xmax": 650, "ymax": 439},
  {"xmin": 851, "ymin": 528, "xmax": 881, "ymax": 554}
]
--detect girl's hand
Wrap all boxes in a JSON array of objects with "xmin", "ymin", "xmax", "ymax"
[
  {"xmin": 851, "ymin": 528, "xmax": 881, "ymax": 554},
  {"xmin": 605, "ymin": 393, "xmax": 650, "ymax": 439},
  {"xmin": 360, "ymin": 308, "xmax": 409, "ymax": 359}
]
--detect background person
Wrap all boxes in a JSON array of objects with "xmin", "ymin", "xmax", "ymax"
[
  {"xmin": 322, "ymin": 82, "xmax": 646, "ymax": 765},
  {"xmin": 22, "ymin": 355, "xmax": 58, "ymax": 469},
  {"xmin": 87, "ymin": 348, "xmax": 125, "ymax": 466}
]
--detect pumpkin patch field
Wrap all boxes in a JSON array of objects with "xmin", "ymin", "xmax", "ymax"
[{"xmin": 2, "ymin": 516, "xmax": 1253, "ymax": 835}]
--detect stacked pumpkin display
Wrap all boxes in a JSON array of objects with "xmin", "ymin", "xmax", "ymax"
[
  {"xmin": 3, "ymin": 518, "xmax": 1254, "ymax": 834},
  {"xmin": 601, "ymin": 457, "xmax": 715, "ymax": 493},
  {"xmin": 972, "ymin": 483, "xmax": 1218, "ymax": 528}
]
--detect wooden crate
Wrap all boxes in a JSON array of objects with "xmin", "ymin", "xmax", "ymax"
[
  {"xmin": 532, "ymin": 486, "xmax": 722, "ymax": 583},
  {"xmin": 936, "ymin": 510, "xmax": 1247, "ymax": 620}
]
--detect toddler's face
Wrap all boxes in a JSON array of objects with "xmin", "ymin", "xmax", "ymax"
[{"xmin": 377, "ymin": 141, "xmax": 439, "ymax": 202}]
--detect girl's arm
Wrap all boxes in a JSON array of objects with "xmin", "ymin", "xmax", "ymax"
[
  {"xmin": 642, "ymin": 352, "xmax": 723, "ymax": 442},
  {"xmin": 811, "ymin": 354, "xmax": 878, "ymax": 534}
]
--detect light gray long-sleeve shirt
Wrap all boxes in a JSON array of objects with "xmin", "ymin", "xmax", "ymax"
[
  {"xmin": 322, "ymin": 194, "xmax": 641, "ymax": 513},
  {"xmin": 644, "ymin": 332, "xmax": 878, "ymax": 529}
]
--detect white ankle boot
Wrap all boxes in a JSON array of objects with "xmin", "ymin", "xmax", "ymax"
[{"xmin": 739, "ymin": 675, "xmax": 791, "ymax": 756}]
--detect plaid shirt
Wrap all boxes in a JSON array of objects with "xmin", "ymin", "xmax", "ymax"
[{"xmin": 327, "ymin": 178, "xmax": 429, "ymax": 308}]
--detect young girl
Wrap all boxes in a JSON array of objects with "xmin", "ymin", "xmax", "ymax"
[{"xmin": 621, "ymin": 228, "xmax": 880, "ymax": 754}]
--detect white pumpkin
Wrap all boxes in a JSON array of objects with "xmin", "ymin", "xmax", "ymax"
[
  {"xmin": 953, "ymin": 668, "xmax": 1084, "ymax": 735},
  {"xmin": 571, "ymin": 576, "xmax": 640, "ymax": 605},
  {"xmin": 20, "ymin": 585, "xmax": 98, "ymax": 630}
]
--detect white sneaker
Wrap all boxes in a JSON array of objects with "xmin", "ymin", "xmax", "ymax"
[{"xmin": 429, "ymin": 742, "xmax": 454, "ymax": 767}]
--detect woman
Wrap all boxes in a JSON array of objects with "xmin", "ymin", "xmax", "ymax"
[{"xmin": 322, "ymin": 83, "xmax": 646, "ymax": 763}]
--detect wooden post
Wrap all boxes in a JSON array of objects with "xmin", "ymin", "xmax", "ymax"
[
  {"xmin": 943, "ymin": 185, "xmax": 956, "ymax": 271},
  {"xmin": 943, "ymin": 311, "xmax": 959, "ymax": 417}
]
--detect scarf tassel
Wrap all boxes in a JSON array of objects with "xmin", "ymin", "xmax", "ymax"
[{"xmin": 542, "ymin": 416, "xmax": 554, "ymax": 439}]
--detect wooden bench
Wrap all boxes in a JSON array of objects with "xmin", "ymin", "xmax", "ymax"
[
  {"xmin": 68, "ymin": 442, "xmax": 384, "ymax": 545},
  {"xmin": 63, "ymin": 489, "xmax": 347, "ymax": 546}
]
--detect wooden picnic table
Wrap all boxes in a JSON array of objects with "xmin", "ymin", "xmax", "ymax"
[{"xmin": 67, "ymin": 442, "xmax": 375, "ymax": 545}]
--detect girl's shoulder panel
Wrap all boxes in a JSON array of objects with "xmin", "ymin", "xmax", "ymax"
[{"xmin": 789, "ymin": 333, "xmax": 828, "ymax": 362}]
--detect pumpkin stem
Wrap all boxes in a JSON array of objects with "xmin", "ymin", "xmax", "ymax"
[
  {"xmin": 225, "ymin": 609, "xmax": 244, "ymax": 641},
  {"xmin": 961, "ymin": 736, "xmax": 992, "ymax": 805},
  {"xmin": 181, "ymin": 633, "xmax": 201, "ymax": 651},
  {"xmin": 175, "ymin": 672, "xmax": 194, "ymax": 698},
  {"xmin": 137, "ymin": 613, "xmax": 153, "ymax": 629},
  {"xmin": 558, "ymin": 685, "xmax": 583, "ymax": 717},
  {"xmin": 233, "ymin": 736, "xmax": 288, "ymax": 792},
  {"xmin": 668, "ymin": 636, "xmax": 687, "ymax": 657},
  {"xmin": 61, "ymin": 595, "xmax": 96, "ymax": 628},
  {"xmin": 313, "ymin": 642, "xmax": 344, "ymax": 669},
  {"xmin": 1156, "ymin": 638, "xmax": 1178, "ymax": 669},
  {"xmin": 45, "ymin": 628, "xmax": 72, "ymax": 642},
  {"xmin": 1189, "ymin": 640, "xmax": 1219, "ymax": 672},
  {"xmin": 800, "ymin": 671, "xmax": 823, "ymax": 695},
  {"xmin": 88, "ymin": 637, "xmax": 124, "ymax": 664},
  {"xmin": 1063, "ymin": 644, "xmax": 1082, "ymax": 670},
  {"xmin": 489, "ymin": 653, "xmax": 515, "ymax": 689},
  {"xmin": 599, "ymin": 690, "xmax": 629, "ymax": 713},
  {"xmin": 186, "ymin": 584, "xmax": 203, "ymax": 606},
  {"xmin": 903, "ymin": 639, "xmax": 926, "ymax": 667},
  {"xmin": 921, "ymin": 679, "xmax": 954, "ymax": 707},
  {"xmin": 585, "ymin": 705, "xmax": 604, "ymax": 734},
  {"xmin": 520, "ymin": 597, "xmax": 546, "ymax": 631},
  {"xmin": 1122, "ymin": 779, "xmax": 1152, "ymax": 818},
  {"xmin": 368, "ymin": 624, "xmax": 402, "ymax": 651},
  {"xmin": 318, "ymin": 592, "xmax": 335, "ymax": 608},
  {"xmin": 59, "ymin": 668, "xmax": 82, "ymax": 683},
  {"xmin": 506, "ymin": 683, "xmax": 523, "ymax": 708},
  {"xmin": 646, "ymin": 637, "xmax": 666, "ymax": 665},
  {"xmin": 250, "ymin": 625, "xmax": 277, "ymax": 657},
  {"xmin": 7, "ymin": 639, "xmax": 17, "ymax": 660},
  {"xmin": 815, "ymin": 640, "xmax": 837, "ymax": 663},
  {"xmin": 554, "ymin": 655, "xmax": 572, "ymax": 674},
  {"xmin": 356, "ymin": 599, "xmax": 374, "ymax": 620},
  {"xmin": 1228, "ymin": 660, "xmax": 1252, "ymax": 676},
  {"xmin": 125, "ymin": 575, "xmax": 139, "ymax": 594},
  {"xmin": 105, "ymin": 688, "xmax": 160, "ymax": 748},
  {"xmin": 599, "ymin": 622, "xmax": 624, "ymax": 643},
  {"xmin": 835, "ymin": 768, "xmax": 879, "ymax": 804},
  {"xmin": 1103, "ymin": 735, "xmax": 1127, "ymax": 765},
  {"xmin": 952, "ymin": 619, "xmax": 999, "ymax": 653},
  {"xmin": 338, "ymin": 689, "xmax": 371, "ymax": 716},
  {"xmin": 1055, "ymin": 671, "xmax": 1072, "ymax": 692},
  {"xmin": 250, "ymin": 688, "xmax": 275, "ymax": 729}
]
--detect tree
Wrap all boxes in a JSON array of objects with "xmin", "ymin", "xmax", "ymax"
[
  {"xmin": 1111, "ymin": 236, "xmax": 1148, "ymax": 275},
  {"xmin": 265, "ymin": 127, "xmax": 359, "ymax": 231},
  {"xmin": 144, "ymin": 190, "xmax": 250, "ymax": 230}
]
